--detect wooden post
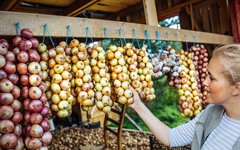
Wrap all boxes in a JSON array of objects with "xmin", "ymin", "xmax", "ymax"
[
  {"xmin": 230, "ymin": 0, "xmax": 240, "ymax": 43},
  {"xmin": 143, "ymin": 0, "xmax": 158, "ymax": 26}
]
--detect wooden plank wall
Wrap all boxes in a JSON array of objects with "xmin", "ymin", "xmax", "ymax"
[{"xmin": 230, "ymin": 0, "xmax": 240, "ymax": 43}]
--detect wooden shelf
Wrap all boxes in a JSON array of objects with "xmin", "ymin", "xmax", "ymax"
[{"xmin": 0, "ymin": 11, "xmax": 233, "ymax": 44}]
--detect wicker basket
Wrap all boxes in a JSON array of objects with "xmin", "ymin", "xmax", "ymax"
[{"xmin": 149, "ymin": 135, "xmax": 191, "ymax": 150}]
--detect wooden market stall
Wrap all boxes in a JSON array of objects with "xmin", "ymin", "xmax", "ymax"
[{"xmin": 0, "ymin": 0, "xmax": 238, "ymax": 150}]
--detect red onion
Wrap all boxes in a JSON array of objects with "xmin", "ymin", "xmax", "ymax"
[
  {"xmin": 0, "ymin": 55, "xmax": 6, "ymax": 68},
  {"xmin": 5, "ymin": 51, "xmax": 16, "ymax": 62},
  {"xmin": 29, "ymin": 100, "xmax": 43, "ymax": 113},
  {"xmin": 0, "ymin": 93, "xmax": 14, "ymax": 105},
  {"xmin": 24, "ymin": 111, "xmax": 30, "ymax": 123},
  {"xmin": 21, "ymin": 28, "xmax": 33, "ymax": 39},
  {"xmin": 12, "ymin": 111, "xmax": 23, "ymax": 124},
  {"xmin": 15, "ymin": 138, "xmax": 24, "ymax": 150},
  {"xmin": 0, "ymin": 133, "xmax": 18, "ymax": 149},
  {"xmin": 0, "ymin": 120, "xmax": 15, "ymax": 134},
  {"xmin": 0, "ymin": 105, "xmax": 14, "ymax": 119},
  {"xmin": 0, "ymin": 79, "xmax": 14, "ymax": 92},
  {"xmin": 25, "ymin": 124, "xmax": 31, "ymax": 136},
  {"xmin": 17, "ymin": 51, "xmax": 29, "ymax": 63},
  {"xmin": 13, "ymin": 36, "xmax": 22, "ymax": 47},
  {"xmin": 29, "ymin": 49, "xmax": 40, "ymax": 62},
  {"xmin": 0, "ymin": 69, "xmax": 7, "ymax": 79},
  {"xmin": 14, "ymin": 124, "xmax": 22, "ymax": 137},
  {"xmin": 41, "ymin": 131, "xmax": 53, "ymax": 146},
  {"xmin": 39, "ymin": 82, "xmax": 47, "ymax": 93},
  {"xmin": 17, "ymin": 63, "xmax": 28, "ymax": 75},
  {"xmin": 30, "ymin": 38, "xmax": 39, "ymax": 49},
  {"xmin": 30, "ymin": 113, "xmax": 43, "ymax": 125},
  {"xmin": 27, "ymin": 138, "xmax": 42, "ymax": 150},
  {"xmin": 20, "ymin": 75, "xmax": 29, "ymax": 86},
  {"xmin": 30, "ymin": 124, "xmax": 44, "ymax": 138},
  {"xmin": 0, "ymin": 43, "xmax": 8, "ymax": 55},
  {"xmin": 29, "ymin": 87, "xmax": 42, "ymax": 100},
  {"xmin": 23, "ymin": 99, "xmax": 31, "ymax": 110},
  {"xmin": 19, "ymin": 40, "xmax": 32, "ymax": 51},
  {"xmin": 40, "ymin": 93, "xmax": 47, "ymax": 105},
  {"xmin": 11, "ymin": 99, "xmax": 22, "ymax": 111},
  {"xmin": 22, "ymin": 86, "xmax": 29, "ymax": 98},
  {"xmin": 12, "ymin": 47, "xmax": 20, "ymax": 55},
  {"xmin": 8, "ymin": 74, "xmax": 19, "ymax": 84},
  {"xmin": 0, "ymin": 39, "xmax": 9, "ymax": 49},
  {"xmin": 41, "ymin": 106, "xmax": 50, "ymax": 118},
  {"xmin": 12, "ymin": 85, "xmax": 21, "ymax": 99},
  {"xmin": 4, "ymin": 61, "xmax": 16, "ymax": 74},
  {"xmin": 40, "ymin": 118, "xmax": 51, "ymax": 132}
]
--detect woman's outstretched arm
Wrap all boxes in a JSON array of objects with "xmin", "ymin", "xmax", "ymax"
[{"xmin": 129, "ymin": 86, "xmax": 170, "ymax": 146}]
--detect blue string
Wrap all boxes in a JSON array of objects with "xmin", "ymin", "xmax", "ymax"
[
  {"xmin": 45, "ymin": 23, "xmax": 55, "ymax": 47},
  {"xmin": 16, "ymin": 21, "xmax": 21, "ymax": 35},
  {"xmin": 132, "ymin": 29, "xmax": 140, "ymax": 49},
  {"xmin": 156, "ymin": 31, "xmax": 163, "ymax": 53},
  {"xmin": 42, "ymin": 24, "xmax": 47, "ymax": 44},
  {"xmin": 144, "ymin": 30, "xmax": 152, "ymax": 52},
  {"xmin": 66, "ymin": 25, "xmax": 74, "ymax": 44},
  {"xmin": 175, "ymin": 33, "xmax": 179, "ymax": 50},
  {"xmin": 85, "ymin": 27, "xmax": 94, "ymax": 45},
  {"xmin": 119, "ymin": 28, "xmax": 126, "ymax": 45},
  {"xmin": 185, "ymin": 34, "xmax": 189, "ymax": 51},
  {"xmin": 42, "ymin": 23, "xmax": 55, "ymax": 47},
  {"xmin": 166, "ymin": 31, "xmax": 170, "ymax": 46},
  {"xmin": 103, "ymin": 27, "xmax": 111, "ymax": 43}
]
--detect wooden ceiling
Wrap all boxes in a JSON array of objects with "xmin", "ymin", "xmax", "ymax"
[{"xmin": 0, "ymin": 0, "xmax": 142, "ymax": 17}]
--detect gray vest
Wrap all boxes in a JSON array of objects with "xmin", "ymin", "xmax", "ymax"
[{"xmin": 191, "ymin": 104, "xmax": 240, "ymax": 150}]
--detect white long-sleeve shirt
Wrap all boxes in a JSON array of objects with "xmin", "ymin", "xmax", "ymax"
[{"xmin": 169, "ymin": 112, "xmax": 240, "ymax": 150}]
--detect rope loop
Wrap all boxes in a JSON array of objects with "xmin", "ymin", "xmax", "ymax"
[{"xmin": 132, "ymin": 29, "xmax": 140, "ymax": 49}]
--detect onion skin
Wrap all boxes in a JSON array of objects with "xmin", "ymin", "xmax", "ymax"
[
  {"xmin": 19, "ymin": 40, "xmax": 32, "ymax": 51},
  {"xmin": 12, "ymin": 111, "xmax": 23, "ymax": 124},
  {"xmin": 29, "ymin": 100, "xmax": 43, "ymax": 113},
  {"xmin": 11, "ymin": 99, "xmax": 22, "ymax": 111},
  {"xmin": 5, "ymin": 51, "xmax": 16, "ymax": 62},
  {"xmin": 0, "ymin": 93, "xmax": 14, "ymax": 105},
  {"xmin": 0, "ymin": 120, "xmax": 15, "ymax": 134},
  {"xmin": 8, "ymin": 74, "xmax": 19, "ymax": 85},
  {"xmin": 13, "ymin": 36, "xmax": 22, "ymax": 47},
  {"xmin": 41, "ymin": 106, "xmax": 50, "ymax": 118},
  {"xmin": 15, "ymin": 138, "xmax": 24, "ymax": 150},
  {"xmin": 4, "ymin": 61, "xmax": 16, "ymax": 74},
  {"xmin": 30, "ymin": 124, "xmax": 44, "ymax": 138},
  {"xmin": 0, "ymin": 79, "xmax": 14, "ymax": 93},
  {"xmin": 0, "ymin": 105, "xmax": 14, "ymax": 119},
  {"xmin": 0, "ymin": 133, "xmax": 18, "ymax": 149},
  {"xmin": 40, "ymin": 118, "xmax": 51, "ymax": 132},
  {"xmin": 0, "ymin": 69, "xmax": 7, "ymax": 79},
  {"xmin": 30, "ymin": 38, "xmax": 39, "ymax": 49},
  {"xmin": 24, "ymin": 111, "xmax": 31, "ymax": 124},
  {"xmin": 21, "ymin": 28, "xmax": 33, "ymax": 39},
  {"xmin": 30, "ymin": 113, "xmax": 43, "ymax": 125},
  {"xmin": 14, "ymin": 124, "xmax": 23, "ymax": 137},
  {"xmin": 12, "ymin": 85, "xmax": 21, "ymax": 99},
  {"xmin": 27, "ymin": 138, "xmax": 42, "ymax": 150},
  {"xmin": 41, "ymin": 131, "xmax": 53, "ymax": 146}
]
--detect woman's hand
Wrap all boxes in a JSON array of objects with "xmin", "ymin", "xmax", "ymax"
[{"xmin": 129, "ymin": 86, "xmax": 143, "ymax": 110}]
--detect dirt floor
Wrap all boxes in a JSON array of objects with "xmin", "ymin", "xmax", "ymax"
[{"xmin": 49, "ymin": 126, "xmax": 151, "ymax": 150}]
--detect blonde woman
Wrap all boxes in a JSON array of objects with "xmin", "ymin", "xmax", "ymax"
[{"xmin": 129, "ymin": 44, "xmax": 240, "ymax": 150}]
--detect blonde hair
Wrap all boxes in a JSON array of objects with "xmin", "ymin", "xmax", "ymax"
[{"xmin": 213, "ymin": 44, "xmax": 240, "ymax": 85}]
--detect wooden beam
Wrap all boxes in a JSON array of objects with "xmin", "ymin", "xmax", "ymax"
[
  {"xmin": 143, "ymin": 0, "xmax": 158, "ymax": 26},
  {"xmin": 60, "ymin": 0, "xmax": 99, "ymax": 16},
  {"xmin": 0, "ymin": 11, "xmax": 233, "ymax": 44},
  {"xmin": 0, "ymin": 0, "xmax": 22, "ymax": 10}
]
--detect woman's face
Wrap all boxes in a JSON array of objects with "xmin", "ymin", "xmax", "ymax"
[{"xmin": 203, "ymin": 57, "xmax": 234, "ymax": 104}]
